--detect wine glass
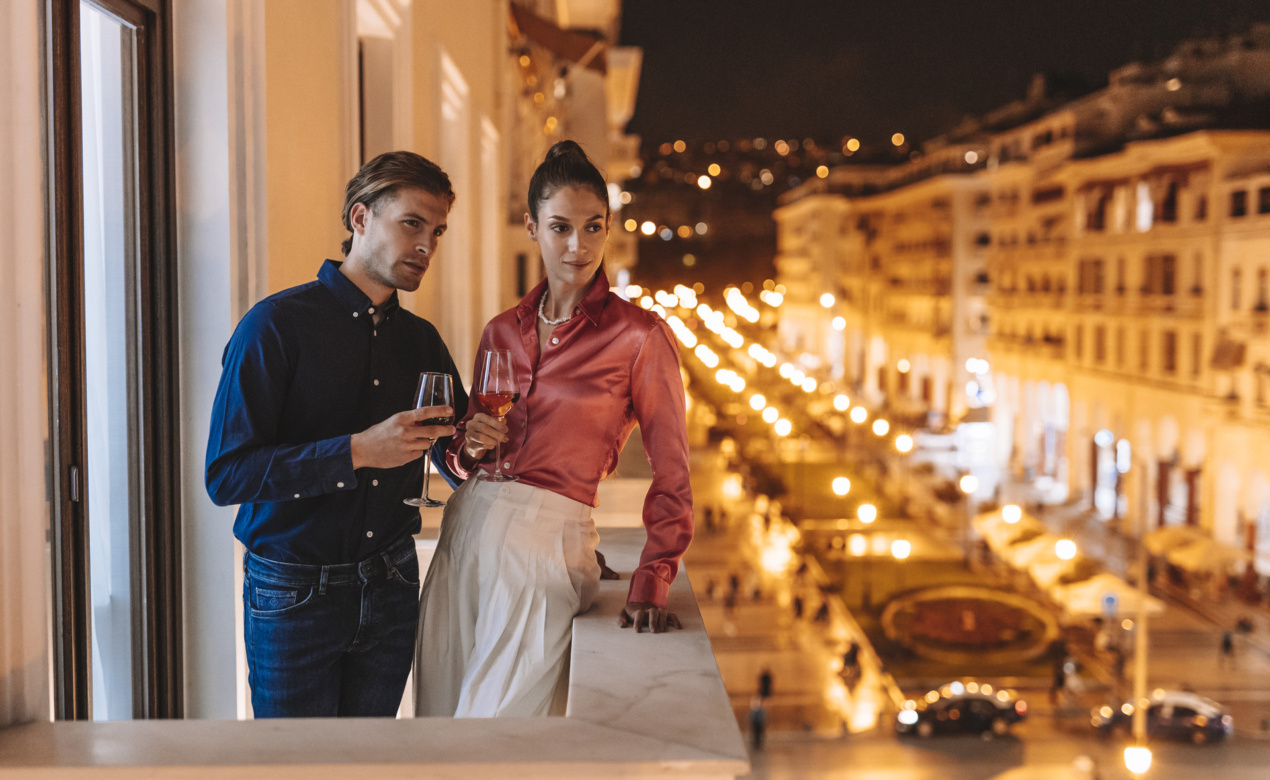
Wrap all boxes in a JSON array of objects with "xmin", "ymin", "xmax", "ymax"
[
  {"xmin": 403, "ymin": 371, "xmax": 454, "ymax": 508},
  {"xmin": 475, "ymin": 349, "xmax": 519, "ymax": 482}
]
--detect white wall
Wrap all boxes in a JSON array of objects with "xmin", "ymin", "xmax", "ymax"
[
  {"xmin": 0, "ymin": 0, "xmax": 52, "ymax": 727},
  {"xmin": 175, "ymin": 0, "xmax": 262, "ymax": 719}
]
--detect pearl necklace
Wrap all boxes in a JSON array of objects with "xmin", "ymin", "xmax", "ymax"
[{"xmin": 537, "ymin": 291, "xmax": 573, "ymax": 326}]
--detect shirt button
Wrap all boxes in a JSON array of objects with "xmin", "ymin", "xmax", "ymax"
[
  {"xmin": 503, "ymin": 462, "xmax": 511, "ymax": 469},
  {"xmin": 551, "ymin": 337, "xmax": 559, "ymax": 345},
  {"xmin": 373, "ymin": 329, "xmax": 377, "ymax": 337},
  {"xmin": 373, "ymin": 379, "xmax": 380, "ymax": 386},
  {"xmin": 366, "ymin": 531, "xmax": 374, "ymax": 538},
  {"xmin": 368, "ymin": 307, "xmax": 375, "ymax": 314},
  {"xmin": 352, "ymin": 311, "xmax": 359, "ymax": 318},
  {"xmin": 372, "ymin": 479, "xmax": 379, "ymax": 486},
  {"xmin": 337, "ymin": 482, "xmax": 345, "ymax": 488},
  {"xmin": 294, "ymin": 493, "xmax": 300, "ymax": 499}
]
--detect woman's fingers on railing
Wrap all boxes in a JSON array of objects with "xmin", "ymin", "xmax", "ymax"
[{"xmin": 618, "ymin": 602, "xmax": 683, "ymax": 633}]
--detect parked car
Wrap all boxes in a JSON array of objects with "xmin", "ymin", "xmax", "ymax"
[
  {"xmin": 1091, "ymin": 689, "xmax": 1232, "ymax": 744},
  {"xmin": 896, "ymin": 680, "xmax": 1028, "ymax": 739}
]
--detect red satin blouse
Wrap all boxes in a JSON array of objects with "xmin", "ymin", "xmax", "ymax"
[{"xmin": 446, "ymin": 270, "xmax": 694, "ymax": 607}]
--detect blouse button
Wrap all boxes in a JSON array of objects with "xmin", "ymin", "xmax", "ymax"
[
  {"xmin": 551, "ymin": 337, "xmax": 559, "ymax": 345},
  {"xmin": 503, "ymin": 462, "xmax": 511, "ymax": 469}
]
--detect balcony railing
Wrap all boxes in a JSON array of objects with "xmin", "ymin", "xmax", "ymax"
[{"xmin": 0, "ymin": 479, "xmax": 748, "ymax": 779}]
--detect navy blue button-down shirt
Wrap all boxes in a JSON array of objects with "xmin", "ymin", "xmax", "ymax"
[{"xmin": 206, "ymin": 260, "xmax": 467, "ymax": 564}]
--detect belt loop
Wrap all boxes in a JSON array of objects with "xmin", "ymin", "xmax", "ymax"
[
  {"xmin": 380, "ymin": 551, "xmax": 397, "ymax": 581},
  {"xmin": 319, "ymin": 566, "xmax": 329, "ymax": 596}
]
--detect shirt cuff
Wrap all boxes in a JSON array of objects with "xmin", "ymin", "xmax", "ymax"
[{"xmin": 627, "ymin": 569, "xmax": 671, "ymax": 608}]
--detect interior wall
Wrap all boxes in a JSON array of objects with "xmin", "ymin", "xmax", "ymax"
[
  {"xmin": 261, "ymin": 0, "xmax": 353, "ymax": 294},
  {"xmin": 0, "ymin": 0, "xmax": 52, "ymax": 728}
]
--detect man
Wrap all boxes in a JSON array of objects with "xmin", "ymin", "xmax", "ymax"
[{"xmin": 206, "ymin": 151, "xmax": 466, "ymax": 717}]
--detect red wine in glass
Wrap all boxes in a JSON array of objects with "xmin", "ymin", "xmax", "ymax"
[
  {"xmin": 404, "ymin": 371, "xmax": 453, "ymax": 508},
  {"xmin": 477, "ymin": 350, "xmax": 518, "ymax": 482}
]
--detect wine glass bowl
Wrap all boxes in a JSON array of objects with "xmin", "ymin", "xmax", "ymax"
[
  {"xmin": 404, "ymin": 371, "xmax": 453, "ymax": 508},
  {"xmin": 475, "ymin": 349, "xmax": 519, "ymax": 482}
]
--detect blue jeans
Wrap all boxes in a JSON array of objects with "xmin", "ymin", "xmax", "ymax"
[{"xmin": 243, "ymin": 534, "xmax": 420, "ymax": 717}]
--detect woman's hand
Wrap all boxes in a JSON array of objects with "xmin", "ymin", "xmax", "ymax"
[
  {"xmin": 462, "ymin": 412, "xmax": 508, "ymax": 460},
  {"xmin": 618, "ymin": 601, "xmax": 682, "ymax": 633}
]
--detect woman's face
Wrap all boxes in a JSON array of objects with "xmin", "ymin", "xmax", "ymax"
[{"xmin": 527, "ymin": 185, "xmax": 610, "ymax": 289}]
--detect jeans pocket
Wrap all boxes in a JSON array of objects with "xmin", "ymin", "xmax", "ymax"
[
  {"xmin": 392, "ymin": 556, "xmax": 421, "ymax": 588},
  {"xmin": 248, "ymin": 579, "xmax": 315, "ymax": 617}
]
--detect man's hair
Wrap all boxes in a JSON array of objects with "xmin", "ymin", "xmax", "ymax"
[{"xmin": 341, "ymin": 151, "xmax": 456, "ymax": 256}]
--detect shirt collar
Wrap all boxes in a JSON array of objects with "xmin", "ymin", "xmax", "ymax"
[
  {"xmin": 516, "ymin": 264, "xmax": 610, "ymax": 326},
  {"xmin": 318, "ymin": 259, "xmax": 400, "ymax": 319}
]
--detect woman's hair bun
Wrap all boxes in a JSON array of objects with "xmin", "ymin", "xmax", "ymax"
[
  {"xmin": 527, "ymin": 139, "xmax": 609, "ymax": 221},
  {"xmin": 545, "ymin": 140, "xmax": 586, "ymax": 161}
]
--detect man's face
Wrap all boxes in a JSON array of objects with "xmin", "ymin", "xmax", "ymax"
[{"xmin": 353, "ymin": 186, "xmax": 449, "ymax": 292}]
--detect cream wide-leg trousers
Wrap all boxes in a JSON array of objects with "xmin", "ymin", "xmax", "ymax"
[{"xmin": 414, "ymin": 477, "xmax": 601, "ymax": 717}]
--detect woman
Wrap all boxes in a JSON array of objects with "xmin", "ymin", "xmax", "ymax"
[{"xmin": 414, "ymin": 140, "xmax": 694, "ymax": 717}]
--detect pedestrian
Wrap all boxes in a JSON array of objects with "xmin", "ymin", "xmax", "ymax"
[
  {"xmin": 1050, "ymin": 655, "xmax": 1067, "ymax": 708},
  {"xmin": 415, "ymin": 140, "xmax": 693, "ymax": 717},
  {"xmin": 748, "ymin": 695, "xmax": 767, "ymax": 750},
  {"xmin": 705, "ymin": 577, "xmax": 718, "ymax": 602},
  {"xmin": 703, "ymin": 506, "xmax": 715, "ymax": 535},
  {"xmin": 814, "ymin": 601, "xmax": 830, "ymax": 623},
  {"xmin": 841, "ymin": 641, "xmax": 860, "ymax": 681},
  {"xmin": 758, "ymin": 666, "xmax": 773, "ymax": 699},
  {"xmin": 1221, "ymin": 630, "xmax": 1235, "ymax": 668},
  {"xmin": 793, "ymin": 595, "xmax": 804, "ymax": 619},
  {"xmin": 206, "ymin": 151, "xmax": 465, "ymax": 717}
]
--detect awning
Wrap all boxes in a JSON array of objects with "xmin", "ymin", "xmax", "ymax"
[
  {"xmin": 1143, "ymin": 525, "xmax": 1207, "ymax": 556},
  {"xmin": 510, "ymin": 3, "xmax": 607, "ymax": 74},
  {"xmin": 1050, "ymin": 573, "xmax": 1165, "ymax": 617},
  {"xmin": 1166, "ymin": 538, "xmax": 1251, "ymax": 573}
]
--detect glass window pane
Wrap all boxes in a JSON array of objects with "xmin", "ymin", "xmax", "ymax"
[{"xmin": 80, "ymin": 0, "xmax": 139, "ymax": 722}]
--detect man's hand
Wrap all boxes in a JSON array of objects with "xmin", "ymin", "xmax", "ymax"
[
  {"xmin": 350, "ymin": 406, "xmax": 455, "ymax": 470},
  {"xmin": 460, "ymin": 412, "xmax": 508, "ymax": 460},
  {"xmin": 618, "ymin": 601, "xmax": 682, "ymax": 634},
  {"xmin": 595, "ymin": 550, "xmax": 620, "ymax": 580}
]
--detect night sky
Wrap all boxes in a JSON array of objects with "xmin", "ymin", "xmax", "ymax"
[{"xmin": 620, "ymin": 0, "xmax": 1270, "ymax": 149}]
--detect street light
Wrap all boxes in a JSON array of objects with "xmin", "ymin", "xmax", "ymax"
[
  {"xmin": 1001, "ymin": 504, "xmax": 1022, "ymax": 524},
  {"xmin": 872, "ymin": 419, "xmax": 890, "ymax": 436},
  {"xmin": 1055, "ymin": 538, "xmax": 1077, "ymax": 561},
  {"xmin": 832, "ymin": 477, "xmax": 851, "ymax": 496},
  {"xmin": 833, "ymin": 394, "xmax": 850, "ymax": 412},
  {"xmin": 857, "ymin": 503, "xmax": 877, "ymax": 524},
  {"xmin": 1124, "ymin": 745, "xmax": 1152, "ymax": 776},
  {"xmin": 960, "ymin": 474, "xmax": 979, "ymax": 565},
  {"xmin": 894, "ymin": 434, "xmax": 913, "ymax": 453},
  {"xmin": 849, "ymin": 406, "xmax": 868, "ymax": 424},
  {"xmin": 891, "ymin": 538, "xmax": 912, "ymax": 594}
]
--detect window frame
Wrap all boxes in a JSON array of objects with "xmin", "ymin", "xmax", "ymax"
[{"xmin": 47, "ymin": 0, "xmax": 182, "ymax": 720}]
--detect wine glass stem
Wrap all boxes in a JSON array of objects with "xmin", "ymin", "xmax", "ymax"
[
  {"xmin": 493, "ymin": 418, "xmax": 504, "ymax": 475},
  {"xmin": 422, "ymin": 449, "xmax": 433, "ymax": 500}
]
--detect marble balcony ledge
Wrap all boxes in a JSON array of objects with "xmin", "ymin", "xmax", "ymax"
[{"xmin": 0, "ymin": 481, "xmax": 748, "ymax": 779}]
